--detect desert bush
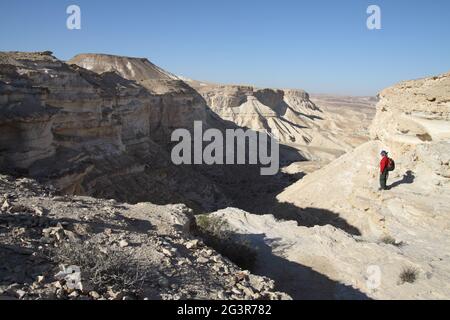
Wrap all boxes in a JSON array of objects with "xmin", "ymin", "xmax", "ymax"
[
  {"xmin": 196, "ymin": 215, "xmax": 257, "ymax": 271},
  {"xmin": 51, "ymin": 241, "xmax": 149, "ymax": 294},
  {"xmin": 399, "ymin": 267, "xmax": 419, "ymax": 284},
  {"xmin": 381, "ymin": 235, "xmax": 404, "ymax": 247}
]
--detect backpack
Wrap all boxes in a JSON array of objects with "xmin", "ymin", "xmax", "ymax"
[{"xmin": 387, "ymin": 158, "xmax": 395, "ymax": 171}]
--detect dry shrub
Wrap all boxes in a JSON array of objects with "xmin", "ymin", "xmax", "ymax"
[{"xmin": 52, "ymin": 241, "xmax": 150, "ymax": 294}]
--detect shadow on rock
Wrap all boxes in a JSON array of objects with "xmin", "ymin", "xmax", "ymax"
[
  {"xmin": 0, "ymin": 243, "xmax": 53, "ymax": 285},
  {"xmin": 238, "ymin": 197, "xmax": 362, "ymax": 236},
  {"xmin": 272, "ymin": 203, "xmax": 362, "ymax": 236},
  {"xmin": 237, "ymin": 233, "xmax": 371, "ymax": 300},
  {"xmin": 389, "ymin": 170, "xmax": 415, "ymax": 189}
]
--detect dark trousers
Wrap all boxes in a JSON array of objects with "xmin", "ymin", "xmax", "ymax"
[{"xmin": 380, "ymin": 170, "xmax": 389, "ymax": 190}]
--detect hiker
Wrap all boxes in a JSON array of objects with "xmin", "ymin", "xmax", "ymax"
[{"xmin": 379, "ymin": 150, "xmax": 391, "ymax": 190}]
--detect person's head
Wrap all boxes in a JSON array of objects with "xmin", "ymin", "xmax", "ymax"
[{"xmin": 380, "ymin": 150, "xmax": 388, "ymax": 157}]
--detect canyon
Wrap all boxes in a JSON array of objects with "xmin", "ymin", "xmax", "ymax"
[{"xmin": 1, "ymin": 51, "xmax": 448, "ymax": 300}]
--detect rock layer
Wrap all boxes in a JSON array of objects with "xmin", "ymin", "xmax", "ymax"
[
  {"xmin": 370, "ymin": 72, "xmax": 450, "ymax": 144},
  {"xmin": 0, "ymin": 52, "xmax": 228, "ymax": 210},
  {"xmin": 189, "ymin": 80, "xmax": 375, "ymax": 163},
  {"xmin": 70, "ymin": 54, "xmax": 211, "ymax": 143}
]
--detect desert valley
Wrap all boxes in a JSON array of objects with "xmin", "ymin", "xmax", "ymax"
[{"xmin": 0, "ymin": 51, "xmax": 449, "ymax": 300}]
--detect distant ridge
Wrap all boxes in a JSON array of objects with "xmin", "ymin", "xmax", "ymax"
[{"xmin": 69, "ymin": 53, "xmax": 179, "ymax": 82}]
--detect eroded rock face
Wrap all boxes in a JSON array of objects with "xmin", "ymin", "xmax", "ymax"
[
  {"xmin": 69, "ymin": 54, "xmax": 210, "ymax": 144},
  {"xmin": 0, "ymin": 62, "xmax": 58, "ymax": 170},
  {"xmin": 370, "ymin": 72, "xmax": 450, "ymax": 144},
  {"xmin": 0, "ymin": 52, "xmax": 228, "ymax": 210},
  {"xmin": 1, "ymin": 51, "xmax": 153, "ymax": 162},
  {"xmin": 190, "ymin": 80, "xmax": 375, "ymax": 163},
  {"xmin": 193, "ymin": 83, "xmax": 319, "ymax": 144}
]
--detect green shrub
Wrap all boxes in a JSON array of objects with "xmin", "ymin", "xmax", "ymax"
[{"xmin": 196, "ymin": 215, "xmax": 257, "ymax": 271}]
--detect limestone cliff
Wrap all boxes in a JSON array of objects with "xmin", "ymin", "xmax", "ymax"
[
  {"xmin": 189, "ymin": 80, "xmax": 375, "ymax": 163},
  {"xmin": 69, "ymin": 53, "xmax": 211, "ymax": 144},
  {"xmin": 370, "ymin": 72, "xmax": 450, "ymax": 144},
  {"xmin": 0, "ymin": 52, "xmax": 228, "ymax": 210}
]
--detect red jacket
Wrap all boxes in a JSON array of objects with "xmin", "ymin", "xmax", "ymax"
[{"xmin": 380, "ymin": 156, "xmax": 389, "ymax": 173}]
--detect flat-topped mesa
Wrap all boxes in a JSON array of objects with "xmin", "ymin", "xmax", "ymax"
[
  {"xmin": 69, "ymin": 53, "xmax": 209, "ymax": 140},
  {"xmin": 69, "ymin": 53, "xmax": 192, "ymax": 96},
  {"xmin": 370, "ymin": 71, "xmax": 450, "ymax": 144},
  {"xmin": 69, "ymin": 53, "xmax": 179, "ymax": 82}
]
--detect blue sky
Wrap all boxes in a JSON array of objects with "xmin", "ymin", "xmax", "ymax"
[{"xmin": 1, "ymin": 0, "xmax": 449, "ymax": 95}]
